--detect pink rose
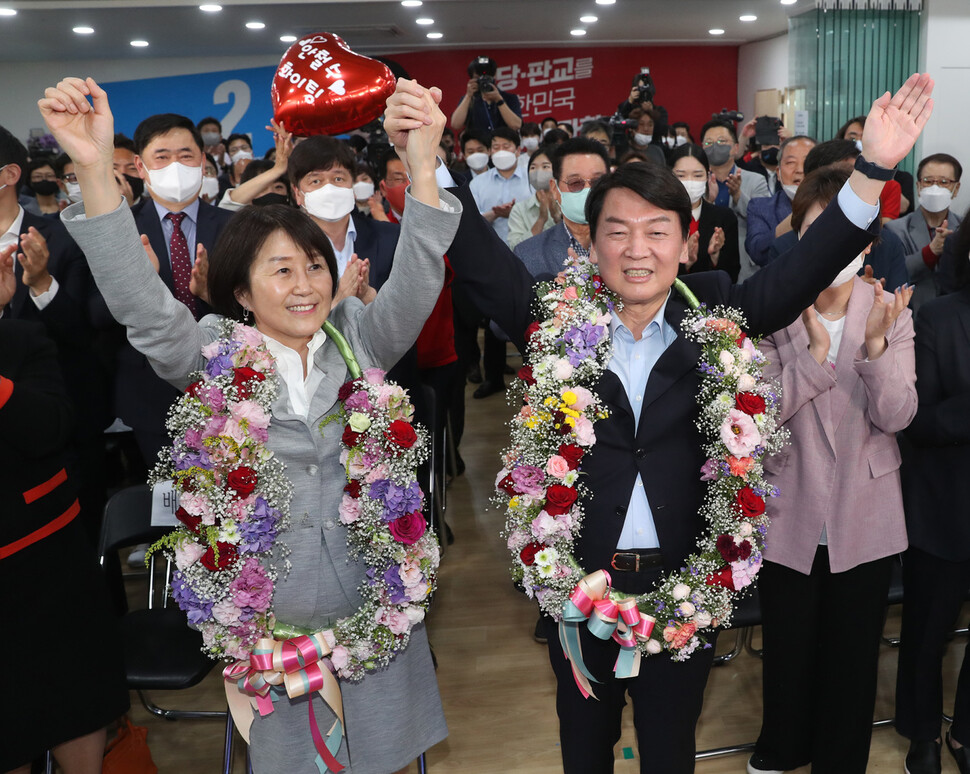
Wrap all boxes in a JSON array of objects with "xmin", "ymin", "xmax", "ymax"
[
  {"xmin": 563, "ymin": 286, "xmax": 579, "ymax": 300},
  {"xmin": 233, "ymin": 324, "xmax": 265, "ymax": 348},
  {"xmin": 338, "ymin": 494, "xmax": 361, "ymax": 524},
  {"xmin": 574, "ymin": 415, "xmax": 596, "ymax": 446},
  {"xmin": 546, "ymin": 455, "xmax": 571, "ymax": 479},
  {"xmin": 179, "ymin": 491, "xmax": 208, "ymax": 517},
  {"xmin": 174, "ymin": 540, "xmax": 205, "ymax": 570},
  {"xmin": 330, "ymin": 645, "xmax": 349, "ymax": 671},
  {"xmin": 720, "ymin": 408, "xmax": 762, "ymax": 457},
  {"xmin": 362, "ymin": 367, "xmax": 386, "ymax": 385}
]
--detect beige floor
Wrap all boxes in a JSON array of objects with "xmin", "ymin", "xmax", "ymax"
[{"xmin": 122, "ymin": 371, "xmax": 967, "ymax": 773}]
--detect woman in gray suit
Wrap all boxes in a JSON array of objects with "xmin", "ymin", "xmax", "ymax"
[{"xmin": 40, "ymin": 76, "xmax": 460, "ymax": 774}]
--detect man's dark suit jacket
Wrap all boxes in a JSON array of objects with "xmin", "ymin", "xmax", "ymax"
[
  {"xmin": 901, "ymin": 287, "xmax": 970, "ymax": 561},
  {"xmin": 446, "ymin": 183, "xmax": 877, "ymax": 594},
  {"xmin": 351, "ymin": 209, "xmax": 398, "ymax": 291},
  {"xmin": 684, "ymin": 200, "xmax": 741, "ymax": 283}
]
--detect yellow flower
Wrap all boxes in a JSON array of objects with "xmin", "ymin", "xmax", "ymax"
[
  {"xmin": 524, "ymin": 417, "xmax": 538, "ymax": 429},
  {"xmin": 561, "ymin": 407, "xmax": 580, "ymax": 419},
  {"xmin": 564, "ymin": 416, "xmax": 577, "ymax": 428},
  {"xmin": 543, "ymin": 396, "xmax": 558, "ymax": 407},
  {"xmin": 561, "ymin": 390, "xmax": 578, "ymax": 406}
]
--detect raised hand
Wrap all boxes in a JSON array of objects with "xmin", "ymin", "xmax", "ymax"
[
  {"xmin": 18, "ymin": 227, "xmax": 52, "ymax": 295},
  {"xmin": 801, "ymin": 307, "xmax": 831, "ymax": 366},
  {"xmin": 267, "ymin": 119, "xmax": 294, "ymax": 172},
  {"xmin": 726, "ymin": 171, "xmax": 742, "ymax": 203},
  {"xmin": 929, "ymin": 218, "xmax": 952, "ymax": 257},
  {"xmin": 0, "ymin": 245, "xmax": 17, "ymax": 311},
  {"xmin": 707, "ymin": 226, "xmax": 725, "ymax": 265},
  {"xmin": 685, "ymin": 231, "xmax": 700, "ymax": 270},
  {"xmin": 38, "ymin": 77, "xmax": 114, "ymax": 168},
  {"xmin": 860, "ymin": 264, "xmax": 886, "ymax": 287},
  {"xmin": 865, "ymin": 280, "xmax": 913, "ymax": 360},
  {"xmin": 861, "ymin": 73, "xmax": 934, "ymax": 170},
  {"xmin": 190, "ymin": 244, "xmax": 210, "ymax": 305},
  {"xmin": 383, "ymin": 78, "xmax": 436, "ymax": 153}
]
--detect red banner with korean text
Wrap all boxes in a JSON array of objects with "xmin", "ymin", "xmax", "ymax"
[{"xmin": 386, "ymin": 45, "xmax": 739, "ymax": 140}]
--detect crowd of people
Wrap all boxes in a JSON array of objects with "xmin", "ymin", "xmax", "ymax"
[{"xmin": 0, "ymin": 57, "xmax": 966, "ymax": 774}]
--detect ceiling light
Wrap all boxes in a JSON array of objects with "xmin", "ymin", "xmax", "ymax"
[
  {"xmin": 73, "ymin": 26, "xmax": 95, "ymax": 34},
  {"xmin": 709, "ymin": 28, "xmax": 725, "ymax": 35},
  {"xmin": 571, "ymin": 28, "xmax": 587, "ymax": 36},
  {"xmin": 781, "ymin": 0, "xmax": 797, "ymax": 4},
  {"xmin": 580, "ymin": 14, "xmax": 598, "ymax": 22},
  {"xmin": 426, "ymin": 31, "xmax": 443, "ymax": 39},
  {"xmin": 246, "ymin": 21, "xmax": 265, "ymax": 29},
  {"xmin": 416, "ymin": 17, "xmax": 434, "ymax": 24},
  {"xmin": 739, "ymin": 14, "xmax": 757, "ymax": 21},
  {"xmin": 199, "ymin": 4, "xmax": 222, "ymax": 11},
  {"xmin": 280, "ymin": 34, "xmax": 297, "ymax": 43},
  {"xmin": 130, "ymin": 39, "xmax": 149, "ymax": 47},
  {"xmin": 402, "ymin": 0, "xmax": 423, "ymax": 6},
  {"xmin": 594, "ymin": 0, "xmax": 615, "ymax": 5},
  {"xmin": 0, "ymin": 8, "xmax": 17, "ymax": 16}
]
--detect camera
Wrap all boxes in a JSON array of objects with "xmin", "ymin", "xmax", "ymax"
[
  {"xmin": 713, "ymin": 109, "xmax": 744, "ymax": 123},
  {"xmin": 468, "ymin": 55, "xmax": 498, "ymax": 98},
  {"xmin": 477, "ymin": 74, "xmax": 496, "ymax": 95},
  {"xmin": 632, "ymin": 68, "xmax": 656, "ymax": 104},
  {"xmin": 754, "ymin": 115, "xmax": 784, "ymax": 146}
]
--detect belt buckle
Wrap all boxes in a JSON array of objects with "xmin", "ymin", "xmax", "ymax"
[{"xmin": 610, "ymin": 552, "xmax": 639, "ymax": 572}]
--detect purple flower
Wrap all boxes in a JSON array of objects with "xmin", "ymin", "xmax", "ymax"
[
  {"xmin": 238, "ymin": 498, "xmax": 279, "ymax": 553},
  {"xmin": 510, "ymin": 465, "xmax": 545, "ymax": 497},
  {"xmin": 699, "ymin": 459, "xmax": 719, "ymax": 482},
  {"xmin": 382, "ymin": 565, "xmax": 409, "ymax": 605},
  {"xmin": 171, "ymin": 570, "xmax": 213, "ymax": 626},
  {"xmin": 205, "ymin": 354, "xmax": 234, "ymax": 378},
  {"xmin": 173, "ymin": 448, "xmax": 213, "ymax": 472},
  {"xmin": 230, "ymin": 558, "xmax": 273, "ymax": 611},
  {"xmin": 562, "ymin": 322, "xmax": 605, "ymax": 367},
  {"xmin": 383, "ymin": 481, "xmax": 423, "ymax": 519},
  {"xmin": 344, "ymin": 390, "xmax": 372, "ymax": 411}
]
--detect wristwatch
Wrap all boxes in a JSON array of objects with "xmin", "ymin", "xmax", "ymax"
[
  {"xmin": 853, "ymin": 154, "xmax": 896, "ymax": 181},
  {"xmin": 494, "ymin": 100, "xmax": 505, "ymax": 107}
]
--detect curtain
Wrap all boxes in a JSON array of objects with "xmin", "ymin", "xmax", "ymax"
[{"xmin": 789, "ymin": 0, "xmax": 921, "ymax": 174}]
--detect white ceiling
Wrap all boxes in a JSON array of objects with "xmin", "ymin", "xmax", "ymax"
[{"xmin": 0, "ymin": 0, "xmax": 803, "ymax": 62}]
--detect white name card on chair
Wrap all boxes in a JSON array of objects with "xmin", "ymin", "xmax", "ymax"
[{"xmin": 150, "ymin": 480, "xmax": 180, "ymax": 527}]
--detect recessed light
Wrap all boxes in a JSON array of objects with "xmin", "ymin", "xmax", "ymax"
[
  {"xmin": 571, "ymin": 28, "xmax": 587, "ymax": 36},
  {"xmin": 280, "ymin": 34, "xmax": 297, "ymax": 43},
  {"xmin": 130, "ymin": 39, "xmax": 149, "ymax": 47},
  {"xmin": 709, "ymin": 28, "xmax": 725, "ymax": 35},
  {"xmin": 402, "ymin": 0, "xmax": 423, "ymax": 6},
  {"xmin": 780, "ymin": 0, "xmax": 797, "ymax": 4},
  {"xmin": 594, "ymin": 0, "xmax": 615, "ymax": 5},
  {"xmin": 580, "ymin": 14, "xmax": 598, "ymax": 22},
  {"xmin": 740, "ymin": 14, "xmax": 757, "ymax": 21},
  {"xmin": 426, "ymin": 31, "xmax": 443, "ymax": 39},
  {"xmin": 416, "ymin": 17, "xmax": 434, "ymax": 24},
  {"xmin": 0, "ymin": 8, "xmax": 17, "ymax": 16},
  {"xmin": 246, "ymin": 21, "xmax": 265, "ymax": 30},
  {"xmin": 199, "ymin": 4, "xmax": 222, "ymax": 11},
  {"xmin": 73, "ymin": 26, "xmax": 95, "ymax": 34}
]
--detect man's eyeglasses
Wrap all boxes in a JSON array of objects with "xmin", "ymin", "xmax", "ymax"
[
  {"xmin": 31, "ymin": 173, "xmax": 57, "ymax": 182},
  {"xmin": 702, "ymin": 139, "xmax": 733, "ymax": 148},
  {"xmin": 61, "ymin": 173, "xmax": 78, "ymax": 183},
  {"xmin": 558, "ymin": 175, "xmax": 605, "ymax": 193},
  {"xmin": 919, "ymin": 177, "xmax": 957, "ymax": 188}
]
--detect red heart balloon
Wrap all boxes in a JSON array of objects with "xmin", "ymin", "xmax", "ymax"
[{"xmin": 272, "ymin": 33, "xmax": 396, "ymax": 136}]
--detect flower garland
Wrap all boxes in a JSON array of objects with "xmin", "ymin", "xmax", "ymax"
[
  {"xmin": 149, "ymin": 319, "xmax": 439, "ymax": 682},
  {"xmin": 498, "ymin": 262, "xmax": 788, "ymax": 673}
]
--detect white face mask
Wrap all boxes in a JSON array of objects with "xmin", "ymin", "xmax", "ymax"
[
  {"xmin": 491, "ymin": 150, "xmax": 518, "ymax": 171},
  {"xmin": 230, "ymin": 150, "xmax": 253, "ymax": 164},
  {"xmin": 681, "ymin": 179, "xmax": 707, "ymax": 204},
  {"xmin": 829, "ymin": 252, "xmax": 865, "ymax": 288},
  {"xmin": 303, "ymin": 183, "xmax": 356, "ymax": 222},
  {"xmin": 146, "ymin": 161, "xmax": 203, "ymax": 204},
  {"xmin": 466, "ymin": 152, "xmax": 490, "ymax": 172},
  {"xmin": 64, "ymin": 180, "xmax": 83, "ymax": 203},
  {"xmin": 782, "ymin": 183, "xmax": 799, "ymax": 201},
  {"xmin": 633, "ymin": 132, "xmax": 653, "ymax": 147},
  {"xmin": 918, "ymin": 185, "xmax": 953, "ymax": 214},
  {"xmin": 353, "ymin": 181, "xmax": 375, "ymax": 201},
  {"xmin": 199, "ymin": 176, "xmax": 220, "ymax": 200},
  {"xmin": 529, "ymin": 169, "xmax": 553, "ymax": 192},
  {"xmin": 522, "ymin": 137, "xmax": 540, "ymax": 152}
]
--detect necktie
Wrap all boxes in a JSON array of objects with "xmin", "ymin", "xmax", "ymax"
[{"xmin": 165, "ymin": 211, "xmax": 198, "ymax": 319}]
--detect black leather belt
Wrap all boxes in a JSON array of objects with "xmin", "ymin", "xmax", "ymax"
[{"xmin": 610, "ymin": 549, "xmax": 663, "ymax": 572}]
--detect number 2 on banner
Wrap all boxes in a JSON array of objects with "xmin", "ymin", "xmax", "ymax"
[{"xmin": 214, "ymin": 79, "xmax": 251, "ymax": 136}]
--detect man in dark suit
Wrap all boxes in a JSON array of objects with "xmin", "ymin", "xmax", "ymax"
[
  {"xmin": 385, "ymin": 73, "xmax": 934, "ymax": 772},
  {"xmin": 124, "ymin": 112, "xmax": 233, "ymax": 465}
]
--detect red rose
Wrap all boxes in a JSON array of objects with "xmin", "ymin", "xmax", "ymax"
[
  {"xmin": 544, "ymin": 484, "xmax": 578, "ymax": 516},
  {"xmin": 342, "ymin": 425, "xmax": 362, "ymax": 448},
  {"xmin": 735, "ymin": 392, "xmax": 766, "ymax": 416},
  {"xmin": 519, "ymin": 541, "xmax": 544, "ymax": 566},
  {"xmin": 733, "ymin": 486, "xmax": 765, "ymax": 520},
  {"xmin": 705, "ymin": 566, "xmax": 734, "ymax": 589},
  {"xmin": 388, "ymin": 511, "xmax": 427, "ymax": 545},
  {"xmin": 233, "ymin": 367, "xmax": 265, "ymax": 399},
  {"xmin": 525, "ymin": 321, "xmax": 541, "ymax": 344},
  {"xmin": 175, "ymin": 507, "xmax": 201, "ymax": 533},
  {"xmin": 200, "ymin": 541, "xmax": 238, "ymax": 572},
  {"xmin": 557, "ymin": 443, "xmax": 584, "ymax": 470},
  {"xmin": 716, "ymin": 534, "xmax": 741, "ymax": 563},
  {"xmin": 385, "ymin": 420, "xmax": 417, "ymax": 449},
  {"xmin": 498, "ymin": 474, "xmax": 518, "ymax": 496},
  {"xmin": 185, "ymin": 380, "xmax": 204, "ymax": 399},
  {"xmin": 518, "ymin": 366, "xmax": 536, "ymax": 386},
  {"xmin": 337, "ymin": 379, "xmax": 359, "ymax": 402},
  {"xmin": 344, "ymin": 479, "xmax": 361, "ymax": 498},
  {"xmin": 227, "ymin": 466, "xmax": 257, "ymax": 498}
]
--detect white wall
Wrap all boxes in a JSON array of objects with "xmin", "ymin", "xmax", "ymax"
[
  {"xmin": 0, "ymin": 54, "xmax": 280, "ymax": 144},
  {"xmin": 737, "ymin": 33, "xmax": 789, "ymax": 128},
  {"xmin": 920, "ymin": 0, "xmax": 970, "ymax": 217}
]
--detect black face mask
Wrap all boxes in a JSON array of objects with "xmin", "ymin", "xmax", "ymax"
[
  {"xmin": 252, "ymin": 193, "xmax": 291, "ymax": 207},
  {"xmin": 31, "ymin": 180, "xmax": 59, "ymax": 196},
  {"xmin": 760, "ymin": 148, "xmax": 780, "ymax": 166},
  {"xmin": 124, "ymin": 173, "xmax": 145, "ymax": 200}
]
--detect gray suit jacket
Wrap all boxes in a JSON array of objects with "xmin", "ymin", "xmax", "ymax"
[
  {"xmin": 885, "ymin": 208, "xmax": 963, "ymax": 313},
  {"xmin": 513, "ymin": 221, "xmax": 573, "ymax": 279},
  {"xmin": 63, "ymin": 191, "xmax": 459, "ymax": 773},
  {"xmin": 734, "ymin": 168, "xmax": 771, "ymax": 282}
]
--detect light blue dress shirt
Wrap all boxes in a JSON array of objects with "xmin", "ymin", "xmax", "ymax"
[
  {"xmin": 154, "ymin": 198, "xmax": 200, "ymax": 266},
  {"xmin": 326, "ymin": 215, "xmax": 358, "ymax": 279},
  {"xmin": 468, "ymin": 165, "xmax": 534, "ymax": 244}
]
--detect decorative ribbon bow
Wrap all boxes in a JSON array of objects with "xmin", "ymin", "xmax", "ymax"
[
  {"xmin": 559, "ymin": 569, "xmax": 657, "ymax": 699},
  {"xmin": 224, "ymin": 632, "xmax": 346, "ymax": 773}
]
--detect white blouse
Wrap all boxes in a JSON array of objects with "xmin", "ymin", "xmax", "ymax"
[{"xmin": 262, "ymin": 329, "xmax": 329, "ymax": 418}]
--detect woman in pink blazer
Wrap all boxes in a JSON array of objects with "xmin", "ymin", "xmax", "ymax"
[{"xmin": 747, "ymin": 166, "xmax": 917, "ymax": 774}]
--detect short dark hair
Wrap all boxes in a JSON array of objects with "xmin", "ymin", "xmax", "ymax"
[
  {"xmin": 528, "ymin": 145, "xmax": 554, "ymax": 168},
  {"xmin": 790, "ymin": 167, "xmax": 851, "ymax": 233},
  {"xmin": 133, "ymin": 114, "xmax": 204, "ymax": 155},
  {"xmin": 551, "ymin": 137, "xmax": 610, "ymax": 182},
  {"xmin": 579, "ymin": 120, "xmax": 610, "ymax": 139},
  {"xmin": 836, "ymin": 115, "xmax": 866, "ymax": 140},
  {"xmin": 239, "ymin": 159, "xmax": 275, "ymax": 184},
  {"xmin": 668, "ymin": 143, "xmax": 710, "ymax": 174},
  {"xmin": 287, "ymin": 135, "xmax": 357, "ymax": 188},
  {"xmin": 491, "ymin": 127, "xmax": 521, "ymax": 147},
  {"xmin": 542, "ymin": 128, "xmax": 570, "ymax": 146},
  {"xmin": 467, "ymin": 55, "xmax": 497, "ymax": 78},
  {"xmin": 617, "ymin": 149, "xmax": 650, "ymax": 165},
  {"xmin": 460, "ymin": 129, "xmax": 490, "ymax": 154},
  {"xmin": 520, "ymin": 122, "xmax": 541, "ymax": 138},
  {"xmin": 587, "ymin": 162, "xmax": 691, "ymax": 243},
  {"xmin": 700, "ymin": 119, "xmax": 738, "ymax": 144},
  {"xmin": 917, "ymin": 152, "xmax": 963, "ymax": 182},
  {"xmin": 0, "ymin": 125, "xmax": 29, "ymax": 192},
  {"xmin": 27, "ymin": 157, "xmax": 55, "ymax": 177},
  {"xmin": 803, "ymin": 139, "xmax": 859, "ymax": 175},
  {"xmin": 197, "ymin": 116, "xmax": 221, "ymax": 132},
  {"xmin": 557, "ymin": 123, "xmax": 575, "ymax": 137},
  {"xmin": 541, "ymin": 116, "xmax": 558, "ymax": 127},
  {"xmin": 376, "ymin": 146, "xmax": 407, "ymax": 183},
  {"xmin": 207, "ymin": 204, "xmax": 338, "ymax": 321},
  {"xmin": 671, "ymin": 121, "xmax": 693, "ymax": 141},
  {"xmin": 113, "ymin": 133, "xmax": 136, "ymax": 152},
  {"xmin": 52, "ymin": 152, "xmax": 73, "ymax": 178},
  {"xmin": 226, "ymin": 133, "xmax": 253, "ymax": 151}
]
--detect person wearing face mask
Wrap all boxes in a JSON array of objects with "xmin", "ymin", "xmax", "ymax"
[
  {"xmin": 468, "ymin": 127, "xmax": 533, "ymax": 244},
  {"xmin": 353, "ymin": 165, "xmax": 388, "ymax": 221},
  {"xmin": 219, "ymin": 120, "xmax": 293, "ymax": 212},
  {"xmin": 669, "ymin": 144, "xmax": 740, "ymax": 282},
  {"xmin": 745, "ymin": 135, "xmax": 817, "ymax": 268},
  {"xmin": 458, "ymin": 129, "xmax": 490, "ymax": 179},
  {"xmin": 113, "ymin": 134, "xmax": 145, "ymax": 204},
  {"xmin": 520, "ymin": 122, "xmax": 542, "ymax": 154},
  {"xmin": 507, "ymin": 146, "xmax": 560, "ymax": 250},
  {"xmin": 200, "ymin": 154, "xmax": 220, "ymax": 204},
  {"xmin": 218, "ymin": 133, "xmax": 256, "ymax": 197},
  {"xmin": 26, "ymin": 159, "xmax": 63, "ymax": 218},
  {"xmin": 196, "ymin": 116, "xmax": 227, "ymax": 169},
  {"xmin": 54, "ymin": 154, "xmax": 82, "ymax": 206},
  {"xmin": 376, "ymin": 150, "xmax": 413, "ymax": 225},
  {"xmin": 627, "ymin": 110, "xmax": 666, "ymax": 166},
  {"xmin": 885, "ymin": 153, "xmax": 963, "ymax": 312},
  {"xmin": 746, "ymin": 165, "xmax": 915, "ymax": 774}
]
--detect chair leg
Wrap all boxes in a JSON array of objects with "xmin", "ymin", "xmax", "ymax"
[
  {"xmin": 44, "ymin": 750, "xmax": 54, "ymax": 774},
  {"xmin": 138, "ymin": 689, "xmax": 228, "ymax": 720},
  {"xmin": 418, "ymin": 752, "xmax": 428, "ymax": 773},
  {"xmin": 694, "ymin": 741, "xmax": 756, "ymax": 760},
  {"xmin": 712, "ymin": 628, "xmax": 744, "ymax": 666},
  {"xmin": 743, "ymin": 626, "xmax": 764, "ymax": 659},
  {"xmin": 223, "ymin": 710, "xmax": 235, "ymax": 774}
]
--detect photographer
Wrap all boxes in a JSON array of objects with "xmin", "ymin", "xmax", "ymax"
[
  {"xmin": 451, "ymin": 55, "xmax": 522, "ymax": 134},
  {"xmin": 617, "ymin": 69, "xmax": 669, "ymax": 127}
]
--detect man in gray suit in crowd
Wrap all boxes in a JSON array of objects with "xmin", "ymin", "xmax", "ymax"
[{"xmin": 513, "ymin": 137, "xmax": 610, "ymax": 279}]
